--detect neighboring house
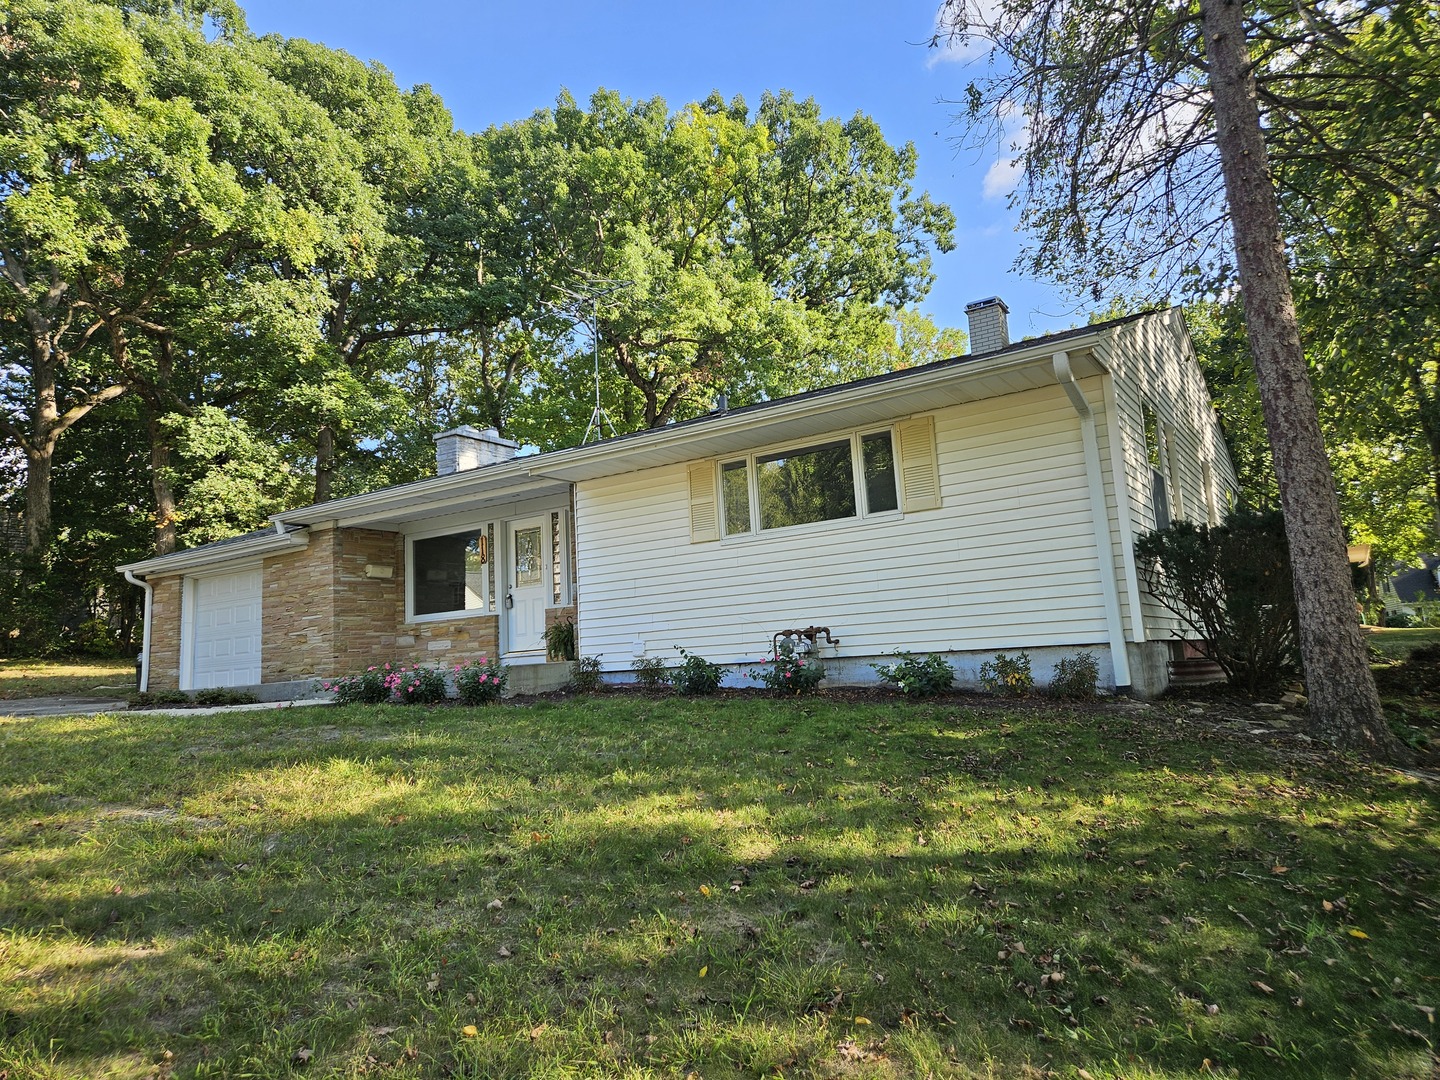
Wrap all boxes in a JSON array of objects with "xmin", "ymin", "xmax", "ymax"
[
  {"xmin": 118, "ymin": 303, "xmax": 1237, "ymax": 699},
  {"xmin": 1381, "ymin": 554, "xmax": 1440, "ymax": 614}
]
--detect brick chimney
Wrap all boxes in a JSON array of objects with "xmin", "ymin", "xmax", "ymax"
[
  {"xmin": 965, "ymin": 296, "xmax": 1010, "ymax": 354},
  {"xmin": 433, "ymin": 425, "xmax": 519, "ymax": 475}
]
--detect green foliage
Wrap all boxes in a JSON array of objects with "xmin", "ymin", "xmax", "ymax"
[
  {"xmin": 69, "ymin": 619, "xmax": 122, "ymax": 658},
  {"xmin": 321, "ymin": 666, "xmax": 390, "ymax": 705},
  {"xmin": 1049, "ymin": 652, "xmax": 1101, "ymax": 700},
  {"xmin": 571, "ymin": 655, "xmax": 604, "ymax": 694},
  {"xmin": 1135, "ymin": 510, "xmax": 1299, "ymax": 694},
  {"xmin": 979, "ymin": 652, "xmax": 1034, "ymax": 697},
  {"xmin": 872, "ymin": 651, "xmax": 955, "ymax": 697},
  {"xmin": 748, "ymin": 641, "xmax": 825, "ymax": 695},
  {"xmin": 630, "ymin": 656, "xmax": 670, "ymax": 689},
  {"xmin": 671, "ymin": 647, "xmax": 723, "ymax": 697},
  {"xmin": 383, "ymin": 663, "xmax": 447, "ymax": 705},
  {"xmin": 127, "ymin": 689, "xmax": 191, "ymax": 708},
  {"xmin": 454, "ymin": 656, "xmax": 508, "ymax": 705},
  {"xmin": 543, "ymin": 617, "xmax": 577, "ymax": 662},
  {"xmin": 192, "ymin": 688, "xmax": 259, "ymax": 707}
]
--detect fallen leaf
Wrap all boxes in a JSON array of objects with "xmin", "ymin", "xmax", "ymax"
[
  {"xmin": 854, "ymin": 1016, "xmax": 871, "ymax": 1025},
  {"xmin": 698, "ymin": 965, "xmax": 708, "ymax": 978},
  {"xmin": 497, "ymin": 945, "xmax": 512, "ymax": 958},
  {"xmin": 426, "ymin": 975, "xmax": 440, "ymax": 993},
  {"xmin": 1271, "ymin": 865, "xmax": 1289, "ymax": 875},
  {"xmin": 487, "ymin": 898, "xmax": 503, "ymax": 910},
  {"xmin": 529, "ymin": 1024, "xmax": 547, "ymax": 1041},
  {"xmin": 1205, "ymin": 1003, "xmax": 1220, "ymax": 1015},
  {"xmin": 292, "ymin": 1047, "xmax": 312, "ymax": 1064},
  {"xmin": 1252, "ymin": 981, "xmax": 1275, "ymax": 995},
  {"xmin": 462, "ymin": 1025, "xmax": 478, "ymax": 1037},
  {"xmin": 699, "ymin": 885, "xmax": 711, "ymax": 897},
  {"xmin": 1347, "ymin": 928, "xmax": 1369, "ymax": 940}
]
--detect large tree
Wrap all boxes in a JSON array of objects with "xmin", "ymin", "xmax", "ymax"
[
  {"xmin": 475, "ymin": 89, "xmax": 956, "ymax": 447},
  {"xmin": 934, "ymin": 0, "xmax": 1420, "ymax": 759}
]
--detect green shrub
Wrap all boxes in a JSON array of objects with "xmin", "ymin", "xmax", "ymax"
[
  {"xmin": 1048, "ymin": 652, "xmax": 1100, "ymax": 699},
  {"xmin": 193, "ymin": 688, "xmax": 259, "ymax": 707},
  {"xmin": 454, "ymin": 656, "xmax": 508, "ymax": 705},
  {"xmin": 385, "ymin": 663, "xmax": 448, "ymax": 705},
  {"xmin": 72, "ymin": 618, "xmax": 123, "ymax": 658},
  {"xmin": 322, "ymin": 667, "xmax": 390, "ymax": 704},
  {"xmin": 631, "ymin": 655, "xmax": 670, "ymax": 689},
  {"xmin": 872, "ymin": 651, "xmax": 955, "ymax": 697},
  {"xmin": 127, "ymin": 689, "xmax": 191, "ymax": 709},
  {"xmin": 545, "ymin": 617, "xmax": 578, "ymax": 661},
  {"xmin": 1134, "ymin": 509, "xmax": 1297, "ymax": 693},
  {"xmin": 572, "ymin": 655, "xmax": 604, "ymax": 693},
  {"xmin": 748, "ymin": 642, "xmax": 825, "ymax": 696},
  {"xmin": 1387, "ymin": 609, "xmax": 1417, "ymax": 628},
  {"xmin": 672, "ymin": 647, "xmax": 723, "ymax": 696},
  {"xmin": 979, "ymin": 651, "xmax": 1033, "ymax": 696}
]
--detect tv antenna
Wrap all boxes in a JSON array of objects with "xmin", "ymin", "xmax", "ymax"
[{"xmin": 545, "ymin": 276, "xmax": 633, "ymax": 444}]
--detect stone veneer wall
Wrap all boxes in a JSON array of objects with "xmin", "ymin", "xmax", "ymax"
[
  {"xmin": 261, "ymin": 531, "xmax": 337, "ymax": 683},
  {"xmin": 147, "ymin": 577, "xmax": 183, "ymax": 690}
]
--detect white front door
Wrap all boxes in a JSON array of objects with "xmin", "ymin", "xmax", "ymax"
[{"xmin": 505, "ymin": 517, "xmax": 549, "ymax": 661}]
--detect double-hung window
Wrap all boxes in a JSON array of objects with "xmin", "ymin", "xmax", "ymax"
[{"xmin": 720, "ymin": 429, "xmax": 899, "ymax": 536}]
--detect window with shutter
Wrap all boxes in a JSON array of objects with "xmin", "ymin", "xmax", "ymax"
[{"xmin": 895, "ymin": 415, "xmax": 941, "ymax": 512}]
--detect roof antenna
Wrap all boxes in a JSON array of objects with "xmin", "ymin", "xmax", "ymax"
[{"xmin": 546, "ymin": 276, "xmax": 634, "ymax": 444}]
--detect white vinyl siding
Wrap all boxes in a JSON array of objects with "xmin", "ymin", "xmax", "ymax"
[
  {"xmin": 575, "ymin": 383, "xmax": 1122, "ymax": 666},
  {"xmin": 1101, "ymin": 309, "xmax": 1240, "ymax": 641}
]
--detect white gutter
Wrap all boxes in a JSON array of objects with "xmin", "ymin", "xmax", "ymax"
[
  {"xmin": 122, "ymin": 569, "xmax": 153, "ymax": 693},
  {"xmin": 1053, "ymin": 351, "xmax": 1134, "ymax": 692},
  {"xmin": 117, "ymin": 528, "xmax": 309, "ymax": 577}
]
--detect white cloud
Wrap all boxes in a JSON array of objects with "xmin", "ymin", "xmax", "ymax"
[
  {"xmin": 925, "ymin": 0, "xmax": 1003, "ymax": 66},
  {"xmin": 982, "ymin": 156, "xmax": 1022, "ymax": 200}
]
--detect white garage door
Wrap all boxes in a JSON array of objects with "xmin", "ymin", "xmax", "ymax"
[{"xmin": 189, "ymin": 569, "xmax": 262, "ymax": 689}]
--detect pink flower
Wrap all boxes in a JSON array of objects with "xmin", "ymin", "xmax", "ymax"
[{"xmin": 785, "ymin": 672, "xmax": 792, "ymax": 679}]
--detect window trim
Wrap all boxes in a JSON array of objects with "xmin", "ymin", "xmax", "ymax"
[
  {"xmin": 718, "ymin": 426, "xmax": 902, "ymax": 540},
  {"xmin": 405, "ymin": 521, "xmax": 497, "ymax": 625}
]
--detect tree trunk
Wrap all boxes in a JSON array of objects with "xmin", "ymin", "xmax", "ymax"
[
  {"xmin": 148, "ymin": 409, "xmax": 178, "ymax": 556},
  {"xmin": 315, "ymin": 423, "xmax": 335, "ymax": 504},
  {"xmin": 23, "ymin": 441, "xmax": 53, "ymax": 553},
  {"xmin": 1200, "ymin": 0, "xmax": 1408, "ymax": 762}
]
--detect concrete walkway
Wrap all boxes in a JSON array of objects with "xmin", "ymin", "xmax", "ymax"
[{"xmin": 0, "ymin": 696, "xmax": 333, "ymax": 719}]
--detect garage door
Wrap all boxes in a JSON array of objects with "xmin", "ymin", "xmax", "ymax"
[{"xmin": 189, "ymin": 569, "xmax": 262, "ymax": 689}]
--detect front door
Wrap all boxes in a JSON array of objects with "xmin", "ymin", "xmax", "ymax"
[{"xmin": 505, "ymin": 517, "xmax": 548, "ymax": 661}]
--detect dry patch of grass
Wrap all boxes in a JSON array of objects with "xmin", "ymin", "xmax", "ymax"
[
  {"xmin": 1, "ymin": 697, "xmax": 1436, "ymax": 1079},
  {"xmin": 0, "ymin": 656, "xmax": 135, "ymax": 700}
]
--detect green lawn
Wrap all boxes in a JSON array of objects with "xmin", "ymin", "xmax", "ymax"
[
  {"xmin": 1366, "ymin": 627, "xmax": 1440, "ymax": 662},
  {"xmin": 0, "ymin": 656, "xmax": 135, "ymax": 700},
  {"xmin": 1, "ymin": 696, "xmax": 1435, "ymax": 1079}
]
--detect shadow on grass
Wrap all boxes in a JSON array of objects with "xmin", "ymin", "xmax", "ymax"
[{"xmin": 1, "ymin": 698, "xmax": 1436, "ymax": 1079}]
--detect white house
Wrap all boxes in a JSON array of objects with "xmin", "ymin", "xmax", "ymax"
[{"xmin": 119, "ymin": 304, "xmax": 1236, "ymax": 698}]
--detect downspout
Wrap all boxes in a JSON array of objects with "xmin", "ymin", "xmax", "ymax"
[
  {"xmin": 1053, "ymin": 351, "xmax": 1133, "ymax": 692},
  {"xmin": 122, "ymin": 569, "xmax": 153, "ymax": 693}
]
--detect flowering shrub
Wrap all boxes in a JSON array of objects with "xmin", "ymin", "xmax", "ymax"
[
  {"xmin": 748, "ymin": 642, "xmax": 825, "ymax": 696},
  {"xmin": 979, "ymin": 651, "xmax": 1034, "ymax": 697},
  {"xmin": 672, "ymin": 646, "xmax": 723, "ymax": 696},
  {"xmin": 872, "ymin": 651, "xmax": 955, "ymax": 698},
  {"xmin": 455, "ymin": 656, "xmax": 508, "ymax": 705},
  {"xmin": 321, "ymin": 666, "xmax": 390, "ymax": 704},
  {"xmin": 384, "ymin": 663, "xmax": 448, "ymax": 705}
]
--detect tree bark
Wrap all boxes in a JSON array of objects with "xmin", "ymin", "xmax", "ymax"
[
  {"xmin": 315, "ymin": 424, "xmax": 336, "ymax": 504},
  {"xmin": 1200, "ymin": 0, "xmax": 1408, "ymax": 762},
  {"xmin": 147, "ymin": 409, "xmax": 178, "ymax": 557}
]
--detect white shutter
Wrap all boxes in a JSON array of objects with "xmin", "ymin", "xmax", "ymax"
[
  {"xmin": 688, "ymin": 462, "xmax": 719, "ymax": 542},
  {"xmin": 896, "ymin": 415, "xmax": 941, "ymax": 512}
]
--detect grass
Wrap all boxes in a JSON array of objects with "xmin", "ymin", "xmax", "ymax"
[
  {"xmin": 0, "ymin": 656, "xmax": 135, "ymax": 701},
  {"xmin": 1365, "ymin": 628, "xmax": 1440, "ymax": 663},
  {"xmin": 0, "ymin": 695, "xmax": 1436, "ymax": 1079}
]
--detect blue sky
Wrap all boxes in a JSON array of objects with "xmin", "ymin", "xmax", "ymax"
[{"xmin": 235, "ymin": 0, "xmax": 1092, "ymax": 340}]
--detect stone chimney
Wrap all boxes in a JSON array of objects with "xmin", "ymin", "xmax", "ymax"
[
  {"xmin": 433, "ymin": 425, "xmax": 519, "ymax": 475},
  {"xmin": 965, "ymin": 296, "xmax": 1010, "ymax": 354}
]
